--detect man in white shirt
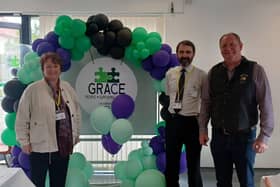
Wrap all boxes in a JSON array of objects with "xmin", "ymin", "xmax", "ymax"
[{"xmin": 165, "ymin": 40, "xmax": 206, "ymax": 187}]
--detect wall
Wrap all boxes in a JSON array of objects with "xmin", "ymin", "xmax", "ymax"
[
  {"xmin": 1, "ymin": 0, "xmax": 280, "ymax": 168},
  {"xmin": 165, "ymin": 0, "xmax": 280, "ymax": 168}
]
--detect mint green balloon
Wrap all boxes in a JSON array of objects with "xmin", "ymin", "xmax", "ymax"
[
  {"xmin": 1, "ymin": 128, "xmax": 17, "ymax": 146},
  {"xmin": 152, "ymin": 79, "xmax": 161, "ymax": 92},
  {"xmin": 5, "ymin": 112, "xmax": 16, "ymax": 130},
  {"xmin": 45, "ymin": 171, "xmax": 50, "ymax": 187},
  {"xmin": 114, "ymin": 161, "xmax": 127, "ymax": 180},
  {"xmin": 18, "ymin": 68, "xmax": 32, "ymax": 85},
  {"xmin": 82, "ymin": 161, "xmax": 94, "ymax": 180},
  {"xmin": 121, "ymin": 179, "xmax": 135, "ymax": 187},
  {"xmin": 110, "ymin": 119, "xmax": 133, "ymax": 144},
  {"xmin": 66, "ymin": 168, "xmax": 88, "ymax": 187},
  {"xmin": 125, "ymin": 159, "xmax": 143, "ymax": 179},
  {"xmin": 135, "ymin": 169, "xmax": 166, "ymax": 187},
  {"xmin": 23, "ymin": 52, "xmax": 39, "ymax": 66},
  {"xmin": 141, "ymin": 155, "xmax": 157, "ymax": 170},
  {"xmin": 128, "ymin": 149, "xmax": 142, "ymax": 161},
  {"xmin": 160, "ymin": 78, "xmax": 166, "ymax": 92},
  {"xmin": 90, "ymin": 106, "xmax": 115, "ymax": 135},
  {"xmin": 69, "ymin": 152, "xmax": 86, "ymax": 170}
]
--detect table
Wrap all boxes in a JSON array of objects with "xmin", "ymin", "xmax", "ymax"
[{"xmin": 0, "ymin": 168, "xmax": 35, "ymax": 187}]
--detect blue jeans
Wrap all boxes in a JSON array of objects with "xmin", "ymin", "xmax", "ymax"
[{"xmin": 210, "ymin": 128, "xmax": 256, "ymax": 187}]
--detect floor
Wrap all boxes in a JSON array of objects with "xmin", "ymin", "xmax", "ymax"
[{"xmin": 90, "ymin": 168, "xmax": 280, "ymax": 187}]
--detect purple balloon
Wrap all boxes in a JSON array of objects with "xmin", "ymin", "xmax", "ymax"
[
  {"xmin": 150, "ymin": 66, "xmax": 168, "ymax": 80},
  {"xmin": 18, "ymin": 152, "xmax": 30, "ymax": 170},
  {"xmin": 156, "ymin": 152, "xmax": 166, "ymax": 173},
  {"xmin": 160, "ymin": 43, "xmax": 172, "ymax": 54},
  {"xmin": 44, "ymin": 31, "xmax": 60, "ymax": 49},
  {"xmin": 36, "ymin": 41, "xmax": 55, "ymax": 56},
  {"xmin": 32, "ymin": 38, "xmax": 45, "ymax": 52},
  {"xmin": 141, "ymin": 56, "xmax": 153, "ymax": 72},
  {"xmin": 101, "ymin": 133, "xmax": 122, "ymax": 155},
  {"xmin": 61, "ymin": 61, "xmax": 72, "ymax": 72},
  {"xmin": 11, "ymin": 146, "xmax": 22, "ymax": 158},
  {"xmin": 111, "ymin": 94, "xmax": 135, "ymax": 118},
  {"xmin": 149, "ymin": 135, "xmax": 165, "ymax": 155},
  {"xmin": 179, "ymin": 152, "xmax": 187, "ymax": 173},
  {"xmin": 152, "ymin": 50, "xmax": 170, "ymax": 68},
  {"xmin": 56, "ymin": 48, "xmax": 71, "ymax": 63},
  {"xmin": 157, "ymin": 126, "xmax": 166, "ymax": 138},
  {"xmin": 169, "ymin": 53, "xmax": 180, "ymax": 68}
]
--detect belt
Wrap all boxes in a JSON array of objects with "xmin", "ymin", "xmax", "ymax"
[{"xmin": 216, "ymin": 126, "xmax": 256, "ymax": 135}]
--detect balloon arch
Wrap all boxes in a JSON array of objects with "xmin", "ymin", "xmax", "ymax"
[{"xmin": 1, "ymin": 13, "xmax": 187, "ymax": 187}]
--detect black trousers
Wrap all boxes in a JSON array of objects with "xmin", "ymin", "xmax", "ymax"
[
  {"xmin": 29, "ymin": 152, "xmax": 69, "ymax": 187},
  {"xmin": 165, "ymin": 114, "xmax": 203, "ymax": 187}
]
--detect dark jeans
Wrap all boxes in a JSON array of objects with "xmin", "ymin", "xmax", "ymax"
[
  {"xmin": 30, "ymin": 152, "xmax": 69, "ymax": 187},
  {"xmin": 165, "ymin": 114, "xmax": 203, "ymax": 187},
  {"xmin": 210, "ymin": 128, "xmax": 256, "ymax": 187}
]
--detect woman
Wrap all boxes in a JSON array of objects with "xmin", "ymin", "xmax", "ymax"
[{"xmin": 15, "ymin": 52, "xmax": 81, "ymax": 187}]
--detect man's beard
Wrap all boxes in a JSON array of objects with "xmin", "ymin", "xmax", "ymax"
[{"xmin": 179, "ymin": 57, "xmax": 192, "ymax": 67}]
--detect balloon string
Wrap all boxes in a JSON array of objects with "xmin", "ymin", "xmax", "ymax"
[{"xmin": 89, "ymin": 47, "xmax": 95, "ymax": 64}]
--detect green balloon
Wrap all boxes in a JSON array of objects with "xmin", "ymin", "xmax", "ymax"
[
  {"xmin": 18, "ymin": 68, "xmax": 31, "ymax": 85},
  {"xmin": 71, "ymin": 49, "xmax": 84, "ymax": 61},
  {"xmin": 145, "ymin": 37, "xmax": 161, "ymax": 55},
  {"xmin": 5, "ymin": 112, "xmax": 16, "ymax": 130},
  {"xmin": 135, "ymin": 169, "xmax": 166, "ymax": 187},
  {"xmin": 125, "ymin": 159, "xmax": 143, "ymax": 179},
  {"xmin": 121, "ymin": 179, "xmax": 135, "ymax": 187},
  {"xmin": 114, "ymin": 161, "xmax": 127, "ymax": 180},
  {"xmin": 69, "ymin": 152, "xmax": 87, "ymax": 170},
  {"xmin": 128, "ymin": 149, "xmax": 142, "ymax": 161},
  {"xmin": 90, "ymin": 106, "xmax": 114, "ymax": 135},
  {"xmin": 141, "ymin": 155, "xmax": 157, "ymax": 170},
  {"xmin": 155, "ymin": 121, "xmax": 166, "ymax": 135},
  {"xmin": 66, "ymin": 168, "xmax": 87, "ymax": 187},
  {"xmin": 140, "ymin": 48, "xmax": 150, "ymax": 59},
  {"xmin": 82, "ymin": 161, "xmax": 94, "ymax": 180},
  {"xmin": 59, "ymin": 36, "xmax": 75, "ymax": 49},
  {"xmin": 75, "ymin": 36, "xmax": 91, "ymax": 52},
  {"xmin": 160, "ymin": 78, "xmax": 166, "ymax": 92},
  {"xmin": 132, "ymin": 27, "xmax": 148, "ymax": 44},
  {"xmin": 55, "ymin": 15, "xmax": 72, "ymax": 26},
  {"xmin": 1, "ymin": 128, "xmax": 17, "ymax": 146},
  {"xmin": 71, "ymin": 19, "xmax": 86, "ymax": 38},
  {"xmin": 152, "ymin": 79, "xmax": 162, "ymax": 92},
  {"xmin": 148, "ymin": 32, "xmax": 162, "ymax": 43},
  {"xmin": 111, "ymin": 119, "xmax": 133, "ymax": 144}
]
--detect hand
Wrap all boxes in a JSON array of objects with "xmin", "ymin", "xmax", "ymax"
[
  {"xmin": 253, "ymin": 140, "xmax": 268, "ymax": 153},
  {"xmin": 199, "ymin": 133, "xmax": 209, "ymax": 146},
  {"xmin": 22, "ymin": 144, "xmax": 32, "ymax": 154},
  {"xmin": 263, "ymin": 176, "xmax": 272, "ymax": 187}
]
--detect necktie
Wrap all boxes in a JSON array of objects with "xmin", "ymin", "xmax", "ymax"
[{"xmin": 174, "ymin": 68, "xmax": 185, "ymax": 113}]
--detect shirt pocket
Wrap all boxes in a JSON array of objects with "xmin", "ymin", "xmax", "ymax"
[{"xmin": 29, "ymin": 121, "xmax": 47, "ymax": 144}]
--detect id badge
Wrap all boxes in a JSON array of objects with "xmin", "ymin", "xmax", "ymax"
[
  {"xmin": 172, "ymin": 101, "xmax": 182, "ymax": 110},
  {"xmin": 56, "ymin": 110, "xmax": 66, "ymax": 121}
]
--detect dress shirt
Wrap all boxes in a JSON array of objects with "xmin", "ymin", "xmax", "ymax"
[{"xmin": 165, "ymin": 64, "xmax": 207, "ymax": 116}]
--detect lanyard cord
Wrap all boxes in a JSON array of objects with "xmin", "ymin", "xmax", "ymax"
[{"xmin": 55, "ymin": 89, "xmax": 61, "ymax": 108}]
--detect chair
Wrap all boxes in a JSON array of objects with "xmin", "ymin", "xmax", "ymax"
[{"xmin": 0, "ymin": 143, "xmax": 12, "ymax": 167}]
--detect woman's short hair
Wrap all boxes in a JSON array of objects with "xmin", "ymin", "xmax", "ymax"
[{"xmin": 40, "ymin": 52, "xmax": 63, "ymax": 71}]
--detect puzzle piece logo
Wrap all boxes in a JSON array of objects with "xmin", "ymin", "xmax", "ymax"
[{"xmin": 95, "ymin": 67, "xmax": 120, "ymax": 83}]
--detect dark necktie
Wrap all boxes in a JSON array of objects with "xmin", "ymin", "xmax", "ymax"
[{"xmin": 174, "ymin": 68, "xmax": 186, "ymax": 113}]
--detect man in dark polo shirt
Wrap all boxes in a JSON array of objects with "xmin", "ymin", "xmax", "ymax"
[{"xmin": 199, "ymin": 32, "xmax": 274, "ymax": 187}]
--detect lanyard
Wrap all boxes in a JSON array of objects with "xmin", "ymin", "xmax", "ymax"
[{"xmin": 55, "ymin": 89, "xmax": 61, "ymax": 108}]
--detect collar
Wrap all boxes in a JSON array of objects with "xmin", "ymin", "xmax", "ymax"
[{"xmin": 177, "ymin": 64, "xmax": 193, "ymax": 73}]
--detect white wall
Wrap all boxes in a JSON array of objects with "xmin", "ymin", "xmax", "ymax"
[
  {"xmin": 1, "ymin": 0, "xmax": 280, "ymax": 168},
  {"xmin": 165, "ymin": 0, "xmax": 280, "ymax": 168}
]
